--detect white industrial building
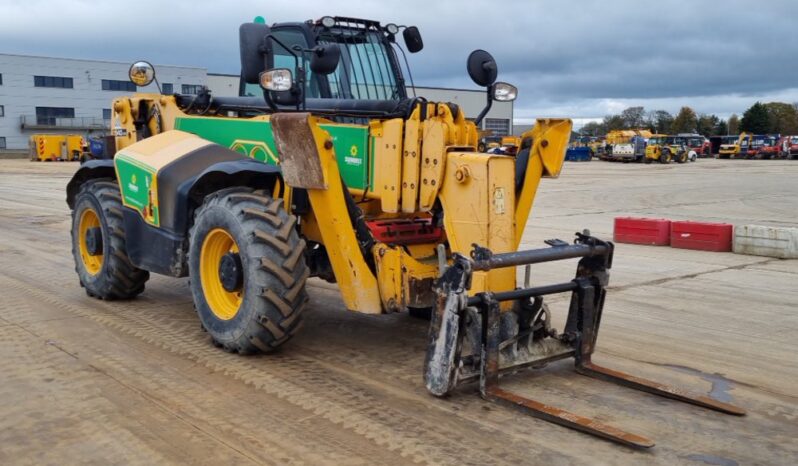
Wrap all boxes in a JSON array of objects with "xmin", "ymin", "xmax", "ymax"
[
  {"xmin": 0, "ymin": 54, "xmax": 512, "ymax": 151},
  {"xmin": 0, "ymin": 53, "xmax": 207, "ymax": 150}
]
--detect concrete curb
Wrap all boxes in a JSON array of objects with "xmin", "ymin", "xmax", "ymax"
[
  {"xmin": 0, "ymin": 151, "xmax": 29, "ymax": 159},
  {"xmin": 733, "ymin": 225, "xmax": 798, "ymax": 259}
]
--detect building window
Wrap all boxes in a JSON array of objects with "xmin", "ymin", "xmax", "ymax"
[
  {"xmin": 34, "ymin": 75, "xmax": 74, "ymax": 88},
  {"xmin": 0, "ymin": 73, "xmax": 3, "ymax": 85},
  {"xmin": 102, "ymin": 108, "xmax": 112, "ymax": 120},
  {"xmin": 0, "ymin": 105, "xmax": 4, "ymax": 117},
  {"xmin": 182, "ymin": 84, "xmax": 203, "ymax": 95},
  {"xmin": 101, "ymin": 79, "xmax": 137, "ymax": 92},
  {"xmin": 484, "ymin": 118, "xmax": 510, "ymax": 136},
  {"xmin": 35, "ymin": 107, "xmax": 75, "ymax": 125},
  {"xmin": 162, "ymin": 83, "xmax": 173, "ymax": 94},
  {"xmin": 0, "ymin": 137, "xmax": 6, "ymax": 149}
]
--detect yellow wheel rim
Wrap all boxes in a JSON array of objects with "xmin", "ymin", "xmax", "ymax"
[
  {"xmin": 78, "ymin": 208, "xmax": 104, "ymax": 275},
  {"xmin": 200, "ymin": 228, "xmax": 243, "ymax": 320}
]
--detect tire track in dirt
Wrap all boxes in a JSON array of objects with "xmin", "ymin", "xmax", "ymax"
[{"xmin": 0, "ymin": 269, "xmax": 561, "ymax": 465}]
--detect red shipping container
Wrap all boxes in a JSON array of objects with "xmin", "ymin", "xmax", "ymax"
[
  {"xmin": 614, "ymin": 217, "xmax": 671, "ymax": 245},
  {"xmin": 670, "ymin": 221, "xmax": 733, "ymax": 252}
]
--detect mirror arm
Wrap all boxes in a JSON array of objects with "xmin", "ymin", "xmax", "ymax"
[
  {"xmin": 296, "ymin": 64, "xmax": 306, "ymax": 111},
  {"xmin": 474, "ymin": 83, "xmax": 494, "ymax": 127},
  {"xmin": 152, "ymin": 76, "xmax": 162, "ymax": 95}
]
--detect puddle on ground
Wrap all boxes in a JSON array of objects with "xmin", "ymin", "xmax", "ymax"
[{"xmin": 662, "ymin": 364, "xmax": 734, "ymax": 402}]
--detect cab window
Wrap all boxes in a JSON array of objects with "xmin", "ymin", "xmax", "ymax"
[{"xmin": 268, "ymin": 28, "xmax": 321, "ymax": 98}]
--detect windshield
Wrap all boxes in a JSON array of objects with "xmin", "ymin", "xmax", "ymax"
[
  {"xmin": 241, "ymin": 25, "xmax": 404, "ymax": 102},
  {"xmin": 319, "ymin": 28, "xmax": 402, "ymax": 100}
]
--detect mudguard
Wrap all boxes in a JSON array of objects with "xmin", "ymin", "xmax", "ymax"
[
  {"xmin": 67, "ymin": 130, "xmax": 282, "ymax": 276},
  {"xmin": 66, "ymin": 159, "xmax": 115, "ymax": 209}
]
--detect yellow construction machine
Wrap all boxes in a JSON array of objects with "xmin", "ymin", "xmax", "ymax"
[
  {"xmin": 65, "ymin": 16, "xmax": 744, "ymax": 448},
  {"xmin": 718, "ymin": 133, "xmax": 752, "ymax": 159},
  {"xmin": 30, "ymin": 134, "xmax": 84, "ymax": 161}
]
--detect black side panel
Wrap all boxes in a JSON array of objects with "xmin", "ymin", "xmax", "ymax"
[
  {"xmin": 123, "ymin": 207, "xmax": 187, "ymax": 277},
  {"xmin": 66, "ymin": 159, "xmax": 116, "ymax": 208},
  {"xmin": 156, "ymin": 145, "xmax": 248, "ymax": 232}
]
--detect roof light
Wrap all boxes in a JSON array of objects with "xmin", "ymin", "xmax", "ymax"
[{"xmin": 321, "ymin": 16, "xmax": 336, "ymax": 28}]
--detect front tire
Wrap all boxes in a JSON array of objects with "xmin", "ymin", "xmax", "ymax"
[
  {"xmin": 71, "ymin": 179, "xmax": 150, "ymax": 299},
  {"xmin": 660, "ymin": 150, "xmax": 672, "ymax": 164},
  {"xmin": 189, "ymin": 188, "xmax": 309, "ymax": 354}
]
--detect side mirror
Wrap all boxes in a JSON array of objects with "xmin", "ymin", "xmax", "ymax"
[
  {"xmin": 240, "ymin": 22, "xmax": 271, "ymax": 84},
  {"xmin": 403, "ymin": 26, "xmax": 424, "ymax": 53},
  {"xmin": 128, "ymin": 61, "xmax": 155, "ymax": 87},
  {"xmin": 467, "ymin": 49, "xmax": 497, "ymax": 87},
  {"xmin": 309, "ymin": 44, "xmax": 341, "ymax": 75}
]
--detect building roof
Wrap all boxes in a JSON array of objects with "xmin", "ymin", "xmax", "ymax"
[{"xmin": 0, "ymin": 52, "xmax": 205, "ymax": 71}]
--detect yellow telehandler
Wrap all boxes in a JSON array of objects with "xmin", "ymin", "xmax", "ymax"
[{"xmin": 65, "ymin": 16, "xmax": 743, "ymax": 448}]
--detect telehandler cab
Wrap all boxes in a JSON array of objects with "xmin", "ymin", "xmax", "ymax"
[{"xmin": 66, "ymin": 16, "xmax": 744, "ymax": 448}]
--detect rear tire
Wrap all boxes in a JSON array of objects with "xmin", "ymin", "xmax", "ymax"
[
  {"xmin": 71, "ymin": 179, "xmax": 149, "ymax": 299},
  {"xmin": 189, "ymin": 188, "xmax": 309, "ymax": 354},
  {"xmin": 659, "ymin": 150, "xmax": 672, "ymax": 164}
]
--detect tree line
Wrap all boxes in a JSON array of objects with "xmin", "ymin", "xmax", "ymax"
[{"xmin": 579, "ymin": 102, "xmax": 798, "ymax": 137}]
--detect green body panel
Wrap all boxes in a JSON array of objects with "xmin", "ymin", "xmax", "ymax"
[
  {"xmin": 174, "ymin": 116, "xmax": 369, "ymax": 190},
  {"xmin": 114, "ymin": 153, "xmax": 160, "ymax": 226}
]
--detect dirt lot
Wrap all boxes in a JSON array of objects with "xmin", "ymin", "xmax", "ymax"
[{"xmin": 0, "ymin": 158, "xmax": 796, "ymax": 465}]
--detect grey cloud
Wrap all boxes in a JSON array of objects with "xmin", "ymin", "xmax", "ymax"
[{"xmin": 2, "ymin": 0, "xmax": 795, "ymax": 120}]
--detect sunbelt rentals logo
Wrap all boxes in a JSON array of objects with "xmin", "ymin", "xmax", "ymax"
[
  {"xmin": 345, "ymin": 144, "xmax": 362, "ymax": 166},
  {"xmin": 128, "ymin": 174, "xmax": 139, "ymax": 193}
]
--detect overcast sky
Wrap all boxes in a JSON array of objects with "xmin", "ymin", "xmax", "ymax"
[{"xmin": 2, "ymin": 0, "xmax": 795, "ymax": 126}]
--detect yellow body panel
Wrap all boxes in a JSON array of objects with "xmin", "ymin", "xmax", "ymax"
[
  {"xmin": 400, "ymin": 108, "xmax": 423, "ymax": 213},
  {"xmin": 418, "ymin": 119, "xmax": 447, "ymax": 211},
  {"xmin": 438, "ymin": 152, "xmax": 517, "ymax": 296},
  {"xmin": 371, "ymin": 119, "xmax": 404, "ymax": 212},
  {"xmin": 373, "ymin": 244, "xmax": 439, "ymax": 312},
  {"xmin": 118, "ymin": 130, "xmax": 212, "ymax": 171}
]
